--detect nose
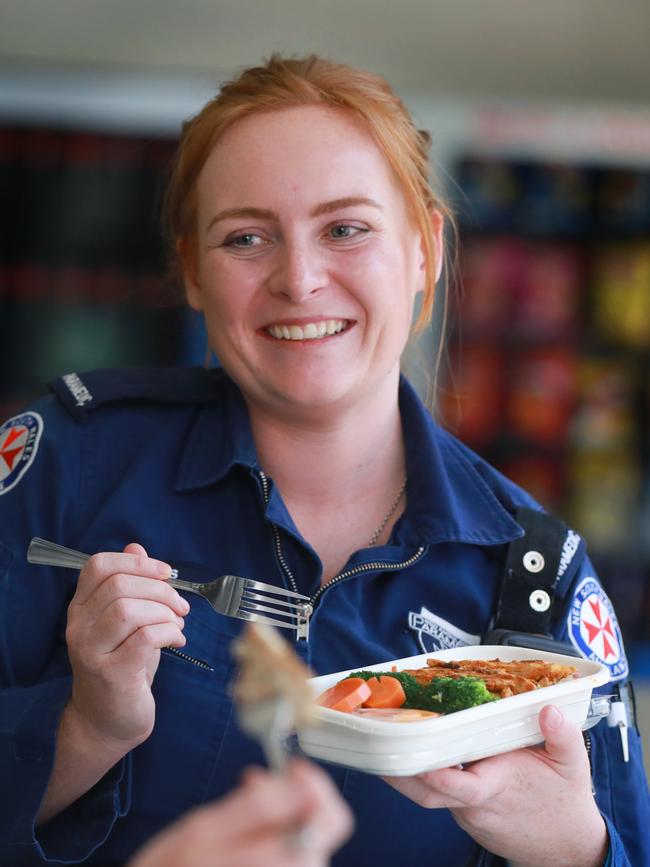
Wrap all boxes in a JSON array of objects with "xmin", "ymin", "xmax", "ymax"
[{"xmin": 268, "ymin": 239, "xmax": 326, "ymax": 302}]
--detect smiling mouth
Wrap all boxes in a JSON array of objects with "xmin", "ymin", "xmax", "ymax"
[{"xmin": 265, "ymin": 319, "xmax": 351, "ymax": 341}]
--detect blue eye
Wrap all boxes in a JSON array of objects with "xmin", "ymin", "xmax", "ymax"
[
  {"xmin": 228, "ymin": 233, "xmax": 262, "ymax": 247},
  {"xmin": 329, "ymin": 223, "xmax": 370, "ymax": 241},
  {"xmin": 329, "ymin": 224, "xmax": 367, "ymax": 240}
]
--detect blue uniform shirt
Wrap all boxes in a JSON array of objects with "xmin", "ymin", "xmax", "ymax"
[{"xmin": 0, "ymin": 367, "xmax": 648, "ymax": 866}]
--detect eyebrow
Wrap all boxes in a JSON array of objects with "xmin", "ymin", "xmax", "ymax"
[
  {"xmin": 311, "ymin": 197, "xmax": 384, "ymax": 217},
  {"xmin": 206, "ymin": 197, "xmax": 383, "ymax": 232}
]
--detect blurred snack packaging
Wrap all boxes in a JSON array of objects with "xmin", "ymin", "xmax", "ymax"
[
  {"xmin": 571, "ymin": 358, "xmax": 638, "ymax": 451},
  {"xmin": 455, "ymin": 238, "xmax": 520, "ymax": 337},
  {"xmin": 591, "ymin": 243, "xmax": 650, "ymax": 349},
  {"xmin": 500, "ymin": 454, "xmax": 567, "ymax": 514},
  {"xmin": 512, "ymin": 242, "xmax": 583, "ymax": 340},
  {"xmin": 438, "ymin": 345, "xmax": 505, "ymax": 449},
  {"xmin": 595, "ymin": 169, "xmax": 650, "ymax": 234},
  {"xmin": 506, "ymin": 348, "xmax": 578, "ymax": 447},
  {"xmin": 569, "ymin": 450, "xmax": 640, "ymax": 553}
]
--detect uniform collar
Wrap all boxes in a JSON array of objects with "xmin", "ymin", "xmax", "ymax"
[
  {"xmin": 175, "ymin": 371, "xmax": 259, "ymax": 490},
  {"xmin": 175, "ymin": 370, "xmax": 522, "ymax": 547}
]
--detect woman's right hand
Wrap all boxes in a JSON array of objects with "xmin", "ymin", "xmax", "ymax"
[{"xmin": 64, "ymin": 542, "xmax": 190, "ymax": 751}]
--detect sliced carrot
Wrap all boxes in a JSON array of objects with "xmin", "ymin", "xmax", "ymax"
[
  {"xmin": 316, "ymin": 677, "xmax": 372, "ymax": 713},
  {"xmin": 362, "ymin": 675, "xmax": 406, "ymax": 709}
]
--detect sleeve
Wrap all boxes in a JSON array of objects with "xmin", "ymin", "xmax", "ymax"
[
  {"xmin": 555, "ymin": 554, "xmax": 650, "ymax": 867},
  {"xmin": 0, "ymin": 400, "xmax": 131, "ymax": 864}
]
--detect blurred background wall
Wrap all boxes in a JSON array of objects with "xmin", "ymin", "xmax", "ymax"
[{"xmin": 1, "ymin": 0, "xmax": 650, "ymax": 770}]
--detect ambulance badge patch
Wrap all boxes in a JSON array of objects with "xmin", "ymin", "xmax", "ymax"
[
  {"xmin": 0, "ymin": 412, "xmax": 43, "ymax": 496},
  {"xmin": 408, "ymin": 606, "xmax": 480, "ymax": 654},
  {"xmin": 568, "ymin": 576, "xmax": 628, "ymax": 681}
]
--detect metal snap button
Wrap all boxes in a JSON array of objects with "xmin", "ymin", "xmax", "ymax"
[
  {"xmin": 529, "ymin": 589, "xmax": 551, "ymax": 612},
  {"xmin": 523, "ymin": 550, "xmax": 545, "ymax": 573}
]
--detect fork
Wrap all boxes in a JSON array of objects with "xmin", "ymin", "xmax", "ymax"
[{"xmin": 27, "ymin": 537, "xmax": 312, "ymax": 639}]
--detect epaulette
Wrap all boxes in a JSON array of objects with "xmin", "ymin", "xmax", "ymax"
[{"xmin": 49, "ymin": 366, "xmax": 222, "ymax": 423}]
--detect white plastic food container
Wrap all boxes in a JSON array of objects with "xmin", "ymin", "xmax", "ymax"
[{"xmin": 296, "ymin": 644, "xmax": 610, "ymax": 775}]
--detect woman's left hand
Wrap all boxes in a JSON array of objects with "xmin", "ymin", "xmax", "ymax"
[{"xmin": 383, "ymin": 705, "xmax": 608, "ymax": 867}]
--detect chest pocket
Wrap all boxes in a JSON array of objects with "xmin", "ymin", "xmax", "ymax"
[{"xmin": 133, "ymin": 594, "xmax": 244, "ymax": 823}]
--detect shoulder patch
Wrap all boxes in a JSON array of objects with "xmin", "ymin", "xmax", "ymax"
[
  {"xmin": 49, "ymin": 367, "xmax": 223, "ymax": 422},
  {"xmin": 0, "ymin": 412, "xmax": 43, "ymax": 495},
  {"xmin": 567, "ymin": 576, "xmax": 629, "ymax": 681},
  {"xmin": 61, "ymin": 372, "xmax": 93, "ymax": 409}
]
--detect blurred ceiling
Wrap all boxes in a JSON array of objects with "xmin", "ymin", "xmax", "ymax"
[{"xmin": 1, "ymin": 0, "xmax": 649, "ymax": 105}]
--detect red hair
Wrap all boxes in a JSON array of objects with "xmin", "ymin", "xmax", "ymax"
[{"xmin": 162, "ymin": 54, "xmax": 453, "ymax": 331}]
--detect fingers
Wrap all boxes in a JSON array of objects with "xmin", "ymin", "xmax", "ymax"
[
  {"xmin": 91, "ymin": 573, "xmax": 189, "ymax": 619},
  {"xmin": 419, "ymin": 766, "xmax": 496, "ymax": 809},
  {"xmin": 112, "ymin": 621, "xmax": 186, "ymax": 669},
  {"xmin": 188, "ymin": 759, "xmax": 353, "ymax": 854},
  {"xmin": 92, "ymin": 598, "xmax": 186, "ymax": 654},
  {"xmin": 538, "ymin": 705, "xmax": 589, "ymax": 775},
  {"xmin": 384, "ymin": 754, "xmax": 513, "ymax": 810},
  {"xmin": 129, "ymin": 804, "xmax": 332, "ymax": 867},
  {"xmin": 211, "ymin": 765, "xmax": 318, "ymax": 833},
  {"xmin": 384, "ymin": 769, "xmax": 479, "ymax": 810},
  {"xmin": 73, "ymin": 543, "xmax": 173, "ymax": 606},
  {"xmin": 124, "ymin": 542, "xmax": 147, "ymax": 556},
  {"xmin": 67, "ymin": 541, "xmax": 190, "ymax": 662},
  {"xmin": 184, "ymin": 761, "xmax": 351, "ymax": 866},
  {"xmin": 286, "ymin": 759, "xmax": 354, "ymax": 851},
  {"xmin": 68, "ymin": 541, "xmax": 189, "ymax": 649},
  {"xmin": 385, "ymin": 706, "xmax": 590, "ymax": 813},
  {"xmin": 128, "ymin": 766, "xmax": 317, "ymax": 867}
]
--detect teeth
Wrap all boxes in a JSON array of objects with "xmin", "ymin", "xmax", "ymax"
[{"xmin": 267, "ymin": 319, "xmax": 348, "ymax": 341}]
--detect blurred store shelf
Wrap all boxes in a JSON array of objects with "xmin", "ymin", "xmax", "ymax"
[{"xmin": 440, "ymin": 156, "xmax": 650, "ymax": 698}]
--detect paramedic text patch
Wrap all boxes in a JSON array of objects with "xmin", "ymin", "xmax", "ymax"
[{"xmin": 408, "ymin": 605, "xmax": 480, "ymax": 654}]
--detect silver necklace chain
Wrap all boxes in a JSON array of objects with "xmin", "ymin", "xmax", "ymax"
[{"xmin": 367, "ymin": 476, "xmax": 408, "ymax": 547}]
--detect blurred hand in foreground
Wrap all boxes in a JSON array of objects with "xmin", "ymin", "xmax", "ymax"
[{"xmin": 128, "ymin": 758, "xmax": 354, "ymax": 867}]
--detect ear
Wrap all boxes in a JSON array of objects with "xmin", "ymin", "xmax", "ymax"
[
  {"xmin": 430, "ymin": 209, "xmax": 445, "ymax": 284},
  {"xmin": 178, "ymin": 237, "xmax": 203, "ymax": 312},
  {"xmin": 415, "ymin": 209, "xmax": 444, "ymax": 296}
]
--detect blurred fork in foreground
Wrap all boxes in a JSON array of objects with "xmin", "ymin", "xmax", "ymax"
[
  {"xmin": 27, "ymin": 537, "xmax": 312, "ymax": 639},
  {"xmin": 233, "ymin": 622, "xmax": 316, "ymax": 771}
]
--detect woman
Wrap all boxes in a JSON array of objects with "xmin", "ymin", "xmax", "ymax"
[{"xmin": 0, "ymin": 55, "xmax": 648, "ymax": 866}]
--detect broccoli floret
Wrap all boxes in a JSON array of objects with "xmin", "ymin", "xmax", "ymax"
[
  {"xmin": 419, "ymin": 676, "xmax": 497, "ymax": 714},
  {"xmin": 345, "ymin": 671, "xmax": 498, "ymax": 714},
  {"xmin": 346, "ymin": 670, "xmax": 421, "ymax": 707}
]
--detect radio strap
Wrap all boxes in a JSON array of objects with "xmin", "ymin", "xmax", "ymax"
[{"xmin": 492, "ymin": 506, "xmax": 568, "ymax": 636}]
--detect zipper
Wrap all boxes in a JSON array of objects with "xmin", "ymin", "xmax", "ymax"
[
  {"xmin": 163, "ymin": 646, "xmax": 214, "ymax": 672},
  {"xmin": 309, "ymin": 546, "xmax": 427, "ymax": 608},
  {"xmin": 257, "ymin": 469, "xmax": 427, "ymax": 636},
  {"xmin": 258, "ymin": 470, "xmax": 300, "ymax": 596}
]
